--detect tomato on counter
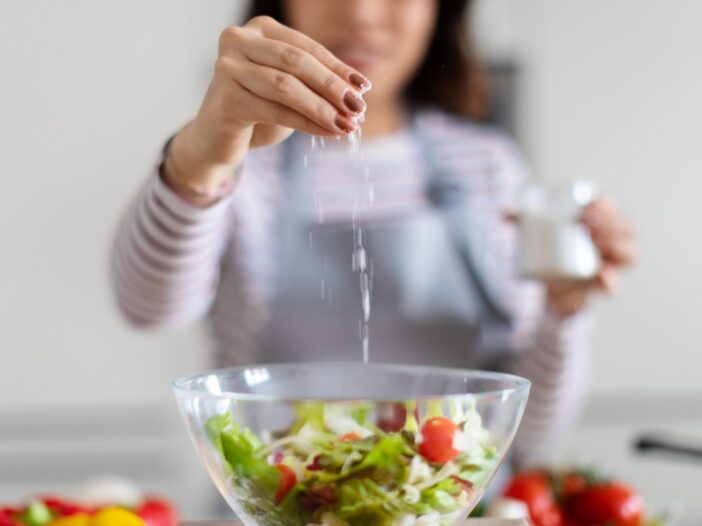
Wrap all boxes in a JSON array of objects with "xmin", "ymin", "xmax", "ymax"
[
  {"xmin": 565, "ymin": 483, "xmax": 644, "ymax": 526},
  {"xmin": 504, "ymin": 471, "xmax": 564, "ymax": 526},
  {"xmin": 0, "ymin": 496, "xmax": 178, "ymax": 526},
  {"xmin": 499, "ymin": 468, "xmax": 650, "ymax": 526}
]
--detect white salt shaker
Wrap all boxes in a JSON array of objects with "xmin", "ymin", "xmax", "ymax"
[{"xmin": 519, "ymin": 180, "xmax": 600, "ymax": 281}]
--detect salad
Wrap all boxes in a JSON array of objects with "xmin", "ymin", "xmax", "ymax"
[{"xmin": 205, "ymin": 399, "xmax": 498, "ymax": 526}]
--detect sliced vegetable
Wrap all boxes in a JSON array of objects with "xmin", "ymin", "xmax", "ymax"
[
  {"xmin": 275, "ymin": 465, "xmax": 297, "ymax": 504},
  {"xmin": 418, "ymin": 417, "xmax": 460, "ymax": 464},
  {"xmin": 204, "ymin": 400, "xmax": 496, "ymax": 526}
]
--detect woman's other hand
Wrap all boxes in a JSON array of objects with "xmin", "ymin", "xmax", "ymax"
[
  {"xmin": 163, "ymin": 16, "xmax": 370, "ymax": 205},
  {"xmin": 546, "ymin": 197, "xmax": 638, "ymax": 316}
]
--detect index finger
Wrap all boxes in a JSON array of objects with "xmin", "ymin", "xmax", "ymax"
[{"xmin": 247, "ymin": 16, "xmax": 372, "ymax": 93}]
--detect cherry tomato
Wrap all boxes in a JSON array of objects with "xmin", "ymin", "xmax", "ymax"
[
  {"xmin": 337, "ymin": 433, "xmax": 362, "ymax": 442},
  {"xmin": 275, "ymin": 464, "xmax": 297, "ymax": 504},
  {"xmin": 565, "ymin": 483, "xmax": 644, "ymax": 526},
  {"xmin": 418, "ymin": 417, "xmax": 460, "ymax": 464},
  {"xmin": 136, "ymin": 498, "xmax": 179, "ymax": 526},
  {"xmin": 504, "ymin": 471, "xmax": 563, "ymax": 526}
]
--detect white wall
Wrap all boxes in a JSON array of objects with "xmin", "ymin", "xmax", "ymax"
[
  {"xmin": 475, "ymin": 0, "xmax": 702, "ymax": 394},
  {"xmin": 0, "ymin": 0, "xmax": 246, "ymax": 516},
  {"xmin": 1, "ymin": 0, "xmax": 701, "ymax": 518}
]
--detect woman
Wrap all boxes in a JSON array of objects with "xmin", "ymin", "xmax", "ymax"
[{"xmin": 111, "ymin": 0, "xmax": 636, "ymax": 465}]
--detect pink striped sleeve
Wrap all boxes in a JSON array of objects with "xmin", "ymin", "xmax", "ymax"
[
  {"xmin": 510, "ymin": 309, "xmax": 593, "ymax": 466},
  {"xmin": 110, "ymin": 170, "xmax": 235, "ymax": 327}
]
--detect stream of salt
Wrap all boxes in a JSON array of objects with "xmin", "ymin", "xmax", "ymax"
[
  {"xmin": 309, "ymin": 111, "xmax": 372, "ymax": 363},
  {"xmin": 348, "ymin": 112, "xmax": 372, "ymax": 363}
]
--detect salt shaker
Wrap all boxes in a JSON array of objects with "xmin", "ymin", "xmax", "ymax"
[{"xmin": 518, "ymin": 180, "xmax": 600, "ymax": 281}]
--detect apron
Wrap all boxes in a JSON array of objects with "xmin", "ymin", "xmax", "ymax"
[{"xmin": 255, "ymin": 120, "xmax": 512, "ymax": 369}]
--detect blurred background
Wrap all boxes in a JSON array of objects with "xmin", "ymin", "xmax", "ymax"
[{"xmin": 1, "ymin": 0, "xmax": 701, "ymax": 520}]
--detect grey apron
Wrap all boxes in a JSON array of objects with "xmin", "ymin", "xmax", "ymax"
[{"xmin": 256, "ymin": 122, "xmax": 512, "ymax": 369}]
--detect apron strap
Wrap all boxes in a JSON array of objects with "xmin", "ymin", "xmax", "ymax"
[{"xmin": 409, "ymin": 116, "xmax": 513, "ymax": 330}]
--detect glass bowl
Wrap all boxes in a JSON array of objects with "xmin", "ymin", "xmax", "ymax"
[{"xmin": 173, "ymin": 362, "xmax": 530, "ymax": 526}]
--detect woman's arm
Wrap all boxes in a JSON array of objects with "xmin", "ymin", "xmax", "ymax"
[
  {"xmin": 111, "ymin": 16, "xmax": 368, "ymax": 327},
  {"xmin": 110, "ymin": 163, "xmax": 236, "ymax": 327},
  {"xmin": 509, "ymin": 301, "xmax": 594, "ymax": 467}
]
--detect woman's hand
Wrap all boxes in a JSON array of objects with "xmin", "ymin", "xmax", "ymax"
[
  {"xmin": 546, "ymin": 197, "xmax": 638, "ymax": 317},
  {"xmin": 163, "ymin": 16, "xmax": 370, "ymax": 205}
]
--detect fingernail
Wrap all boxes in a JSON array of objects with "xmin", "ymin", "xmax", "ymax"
[
  {"xmin": 350, "ymin": 72, "xmax": 372, "ymax": 93},
  {"xmin": 334, "ymin": 114, "xmax": 357, "ymax": 134},
  {"xmin": 343, "ymin": 91, "xmax": 366, "ymax": 114}
]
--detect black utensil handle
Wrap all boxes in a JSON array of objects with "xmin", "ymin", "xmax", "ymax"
[{"xmin": 635, "ymin": 433, "xmax": 702, "ymax": 462}]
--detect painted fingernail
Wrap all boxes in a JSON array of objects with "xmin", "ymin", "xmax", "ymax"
[
  {"xmin": 343, "ymin": 91, "xmax": 366, "ymax": 114},
  {"xmin": 334, "ymin": 114, "xmax": 357, "ymax": 134},
  {"xmin": 350, "ymin": 72, "xmax": 372, "ymax": 93}
]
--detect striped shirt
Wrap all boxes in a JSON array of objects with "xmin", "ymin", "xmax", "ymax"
[{"xmin": 111, "ymin": 110, "xmax": 592, "ymax": 465}]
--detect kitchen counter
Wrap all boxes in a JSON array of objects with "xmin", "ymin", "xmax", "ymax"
[{"xmin": 181, "ymin": 521, "xmax": 530, "ymax": 526}]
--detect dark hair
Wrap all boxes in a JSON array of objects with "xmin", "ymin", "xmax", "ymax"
[{"xmin": 246, "ymin": 0, "xmax": 488, "ymax": 120}]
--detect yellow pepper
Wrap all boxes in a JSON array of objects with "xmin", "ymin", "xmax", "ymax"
[
  {"xmin": 48, "ymin": 508, "xmax": 145, "ymax": 526},
  {"xmin": 91, "ymin": 508, "xmax": 145, "ymax": 526}
]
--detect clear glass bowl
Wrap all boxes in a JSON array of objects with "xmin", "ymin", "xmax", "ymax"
[{"xmin": 173, "ymin": 363, "xmax": 530, "ymax": 526}]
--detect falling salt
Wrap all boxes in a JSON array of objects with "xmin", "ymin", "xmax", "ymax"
[
  {"xmin": 346, "ymin": 109, "xmax": 372, "ymax": 364},
  {"xmin": 347, "ymin": 117, "xmax": 363, "ymax": 156},
  {"xmin": 306, "ymin": 101, "xmax": 371, "ymax": 364}
]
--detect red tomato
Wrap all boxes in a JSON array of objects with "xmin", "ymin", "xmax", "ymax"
[
  {"xmin": 275, "ymin": 464, "xmax": 297, "ymax": 504},
  {"xmin": 337, "ymin": 433, "xmax": 362, "ymax": 442},
  {"xmin": 559, "ymin": 474, "xmax": 588, "ymax": 501},
  {"xmin": 418, "ymin": 417, "xmax": 460, "ymax": 464},
  {"xmin": 504, "ymin": 471, "xmax": 563, "ymax": 526},
  {"xmin": 565, "ymin": 483, "xmax": 643, "ymax": 526},
  {"xmin": 41, "ymin": 497, "xmax": 86, "ymax": 517},
  {"xmin": 136, "ymin": 498, "xmax": 179, "ymax": 526},
  {"xmin": 0, "ymin": 513, "xmax": 17, "ymax": 526}
]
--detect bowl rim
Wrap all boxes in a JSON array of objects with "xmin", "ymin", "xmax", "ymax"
[{"xmin": 172, "ymin": 362, "xmax": 531, "ymax": 402}]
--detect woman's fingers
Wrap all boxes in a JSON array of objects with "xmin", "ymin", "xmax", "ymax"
[
  {"xmin": 230, "ymin": 86, "xmax": 337, "ymax": 137},
  {"xmin": 217, "ymin": 22, "xmax": 363, "ymax": 136},
  {"xmin": 594, "ymin": 263, "xmax": 619, "ymax": 294},
  {"xmin": 242, "ymin": 38, "xmax": 367, "ymax": 117},
  {"xmin": 232, "ymin": 61, "xmax": 357, "ymax": 135},
  {"xmin": 583, "ymin": 198, "xmax": 639, "ymax": 267},
  {"xmin": 246, "ymin": 16, "xmax": 372, "ymax": 93}
]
